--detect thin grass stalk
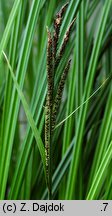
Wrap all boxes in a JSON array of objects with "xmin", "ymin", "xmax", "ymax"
[
  {"xmin": 0, "ymin": 2, "xmax": 22, "ymax": 196},
  {"xmin": 65, "ymin": 0, "xmax": 112, "ymax": 199},
  {"xmin": 0, "ymin": 0, "xmax": 21, "ymax": 60},
  {"xmin": 0, "ymin": 0, "xmax": 42, "ymax": 199}
]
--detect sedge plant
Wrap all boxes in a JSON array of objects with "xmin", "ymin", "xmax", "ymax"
[{"xmin": 0, "ymin": 0, "xmax": 112, "ymax": 200}]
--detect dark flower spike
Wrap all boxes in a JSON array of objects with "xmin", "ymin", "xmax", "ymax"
[
  {"xmin": 55, "ymin": 17, "xmax": 76, "ymax": 69},
  {"xmin": 52, "ymin": 59, "xmax": 71, "ymax": 131},
  {"xmin": 53, "ymin": 2, "xmax": 69, "ymax": 61},
  {"xmin": 45, "ymin": 106, "xmax": 50, "ymax": 186},
  {"xmin": 58, "ymin": 2, "xmax": 69, "ymax": 17},
  {"xmin": 45, "ymin": 27, "xmax": 53, "ymax": 197},
  {"xmin": 45, "ymin": 4, "xmax": 74, "ymax": 199},
  {"xmin": 46, "ymin": 26, "xmax": 54, "ymax": 107}
]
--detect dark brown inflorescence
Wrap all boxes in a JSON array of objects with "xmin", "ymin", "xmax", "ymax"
[
  {"xmin": 53, "ymin": 2, "xmax": 69, "ymax": 61},
  {"xmin": 45, "ymin": 28, "xmax": 53, "ymax": 191},
  {"xmin": 45, "ymin": 2, "xmax": 76, "ymax": 199},
  {"xmin": 52, "ymin": 59, "xmax": 71, "ymax": 131},
  {"xmin": 55, "ymin": 17, "xmax": 76, "ymax": 69},
  {"xmin": 46, "ymin": 27, "xmax": 53, "ymax": 108}
]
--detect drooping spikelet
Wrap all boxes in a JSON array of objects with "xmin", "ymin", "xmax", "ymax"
[
  {"xmin": 52, "ymin": 59, "xmax": 71, "ymax": 131},
  {"xmin": 55, "ymin": 18, "xmax": 76, "ymax": 69},
  {"xmin": 46, "ymin": 27, "xmax": 53, "ymax": 107},
  {"xmin": 53, "ymin": 2, "xmax": 69, "ymax": 61}
]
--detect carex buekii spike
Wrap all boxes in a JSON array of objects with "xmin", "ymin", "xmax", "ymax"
[
  {"xmin": 45, "ymin": 27, "xmax": 53, "ymax": 198},
  {"xmin": 46, "ymin": 27, "xmax": 54, "ymax": 107},
  {"xmin": 45, "ymin": 3, "xmax": 75, "ymax": 199},
  {"xmin": 52, "ymin": 59, "xmax": 71, "ymax": 131},
  {"xmin": 53, "ymin": 2, "xmax": 69, "ymax": 61},
  {"xmin": 55, "ymin": 18, "xmax": 76, "ymax": 69}
]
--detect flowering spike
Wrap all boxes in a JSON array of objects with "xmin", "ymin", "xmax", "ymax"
[
  {"xmin": 55, "ymin": 18, "xmax": 76, "ymax": 69},
  {"xmin": 52, "ymin": 59, "xmax": 71, "ymax": 130},
  {"xmin": 53, "ymin": 2, "xmax": 69, "ymax": 61}
]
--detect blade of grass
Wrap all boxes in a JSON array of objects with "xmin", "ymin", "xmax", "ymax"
[
  {"xmin": 75, "ymin": 1, "xmax": 85, "ymax": 199},
  {"xmin": 86, "ymin": 140, "xmax": 112, "ymax": 200},
  {"xmin": 0, "ymin": 1, "xmax": 23, "ymax": 192},
  {"xmin": 87, "ymin": 86, "xmax": 112, "ymax": 191},
  {"xmin": 0, "ymin": 0, "xmax": 21, "ymax": 60},
  {"xmin": 65, "ymin": 0, "xmax": 112, "ymax": 199},
  {"xmin": 0, "ymin": 0, "xmax": 43, "ymax": 199},
  {"xmin": 2, "ymin": 50, "xmax": 46, "ymax": 175}
]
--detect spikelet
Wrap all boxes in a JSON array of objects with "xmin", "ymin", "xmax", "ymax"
[
  {"xmin": 45, "ymin": 27, "xmax": 53, "ymax": 191},
  {"xmin": 55, "ymin": 18, "xmax": 76, "ymax": 69},
  {"xmin": 46, "ymin": 27, "xmax": 53, "ymax": 107},
  {"xmin": 45, "ymin": 3, "xmax": 75, "ymax": 198},
  {"xmin": 45, "ymin": 106, "xmax": 50, "ymax": 186},
  {"xmin": 53, "ymin": 2, "xmax": 69, "ymax": 61},
  {"xmin": 52, "ymin": 59, "xmax": 71, "ymax": 131}
]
